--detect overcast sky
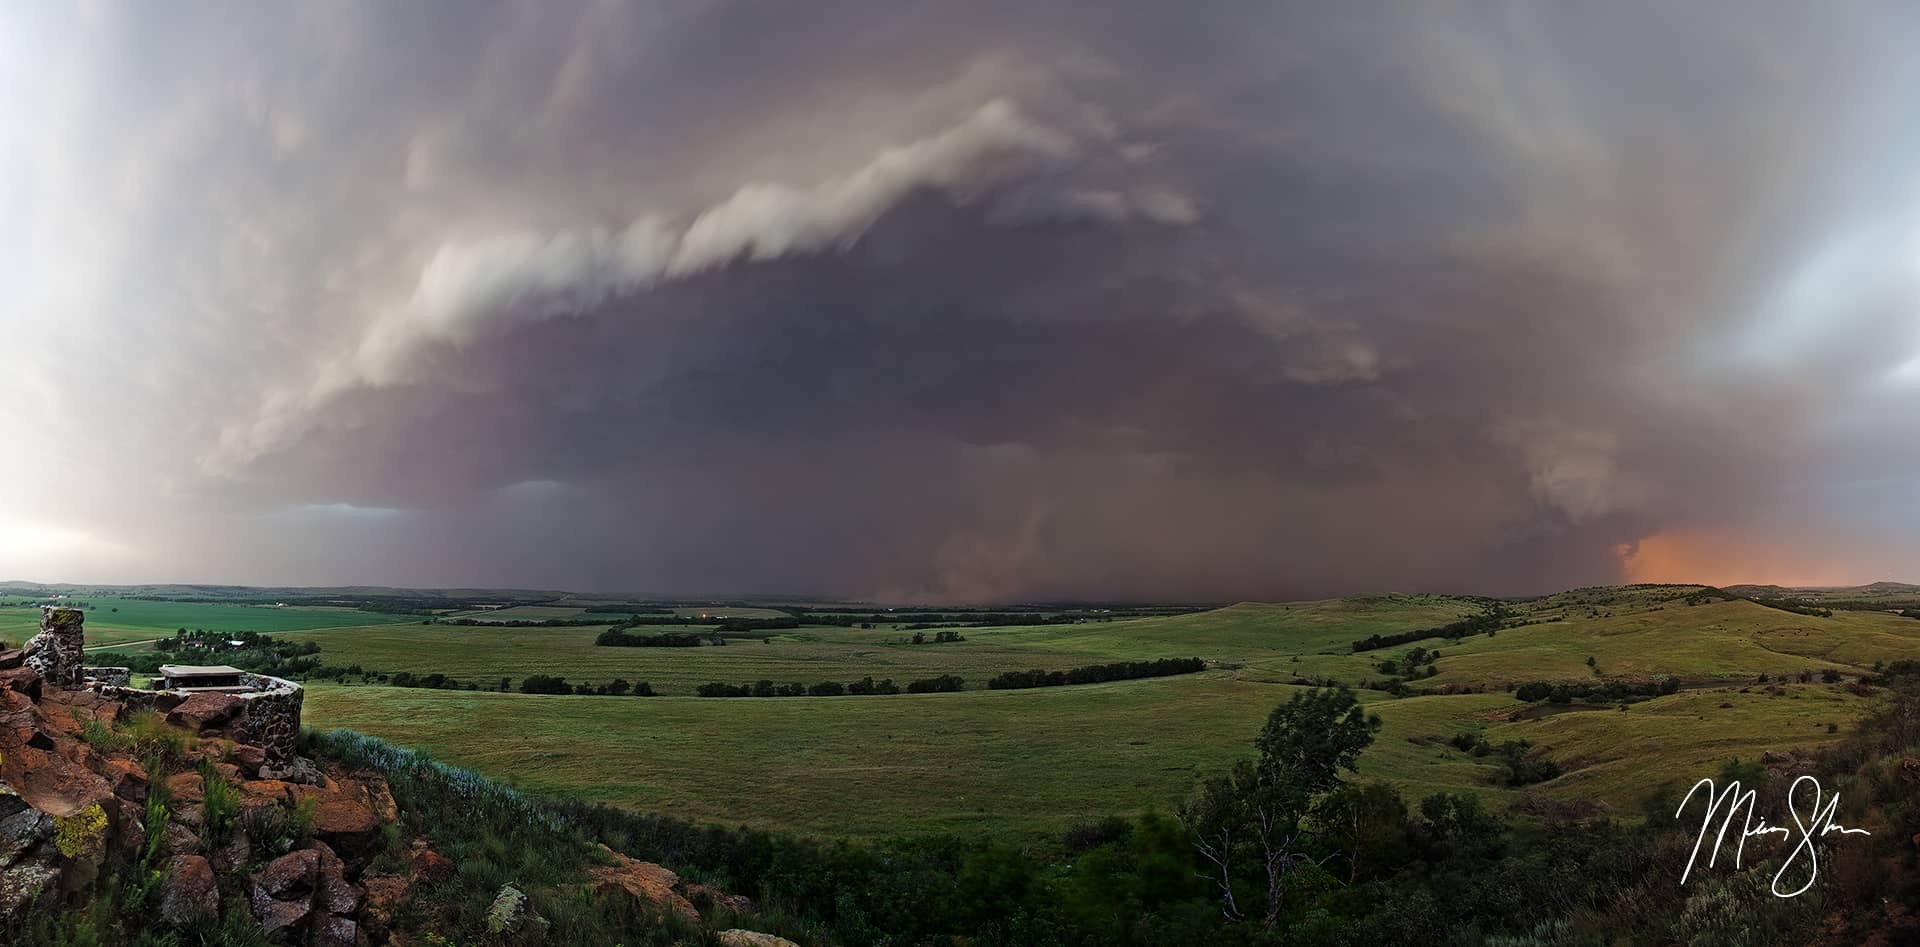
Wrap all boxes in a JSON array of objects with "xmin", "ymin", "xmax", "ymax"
[{"xmin": 5, "ymin": 1, "xmax": 1920, "ymax": 601}]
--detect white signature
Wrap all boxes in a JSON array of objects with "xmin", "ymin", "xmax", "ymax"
[{"xmin": 1677, "ymin": 775, "xmax": 1871, "ymax": 898}]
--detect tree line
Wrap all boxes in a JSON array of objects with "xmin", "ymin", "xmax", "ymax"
[
  {"xmin": 594, "ymin": 628, "xmax": 710, "ymax": 647},
  {"xmin": 1512, "ymin": 676, "xmax": 1680, "ymax": 704},
  {"xmin": 1348, "ymin": 604, "xmax": 1515, "ymax": 652},
  {"xmin": 986, "ymin": 657, "xmax": 1204, "ymax": 690}
]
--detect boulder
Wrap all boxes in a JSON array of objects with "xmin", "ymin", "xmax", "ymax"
[
  {"xmin": 166, "ymin": 693, "xmax": 242, "ymax": 732},
  {"xmin": 164, "ymin": 772, "xmax": 204, "ymax": 804},
  {"xmin": 313, "ymin": 842, "xmax": 361, "ymax": 916},
  {"xmin": 228, "ymin": 743, "xmax": 267, "ymax": 776},
  {"xmin": 97, "ymin": 758, "xmax": 148, "ymax": 803},
  {"xmin": 0, "ymin": 806, "xmax": 52, "ymax": 870},
  {"xmin": 587, "ymin": 845, "xmax": 699, "ymax": 921},
  {"xmin": 258, "ymin": 756, "xmax": 323, "ymax": 786},
  {"xmin": 0, "ymin": 857, "xmax": 58, "ymax": 923},
  {"xmin": 310, "ymin": 797, "xmax": 379, "ymax": 855},
  {"xmin": 0, "ymin": 649, "xmax": 22, "ymax": 670},
  {"xmin": 486, "ymin": 884, "xmax": 549, "ymax": 939},
  {"xmin": 159, "ymin": 821, "xmax": 200, "ymax": 858},
  {"xmin": 253, "ymin": 847, "xmax": 320, "ymax": 901},
  {"xmin": 717, "ymin": 931, "xmax": 802, "ymax": 947},
  {"xmin": 0, "ymin": 731, "xmax": 115, "ymax": 818},
  {"xmin": 250, "ymin": 848, "xmax": 319, "ymax": 936},
  {"xmin": 314, "ymin": 915, "xmax": 358, "ymax": 947},
  {"xmin": 411, "ymin": 845, "xmax": 456, "ymax": 884},
  {"xmin": 687, "ymin": 882, "xmax": 756, "ymax": 916},
  {"xmin": 0, "ymin": 667, "xmax": 42, "ymax": 700},
  {"xmin": 159, "ymin": 854, "xmax": 219, "ymax": 925}
]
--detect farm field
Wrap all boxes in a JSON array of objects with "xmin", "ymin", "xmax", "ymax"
[
  {"xmin": 295, "ymin": 584, "xmax": 1912, "ymax": 839},
  {"xmin": 0, "ymin": 596, "xmax": 419, "ymax": 648},
  {"xmin": 291, "ymin": 622, "xmax": 1111, "ymax": 691}
]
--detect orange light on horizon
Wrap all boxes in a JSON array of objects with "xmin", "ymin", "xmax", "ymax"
[{"xmin": 1618, "ymin": 530, "xmax": 1883, "ymax": 588}]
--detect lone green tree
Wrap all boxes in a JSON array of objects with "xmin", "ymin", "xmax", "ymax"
[{"xmin": 1178, "ymin": 686, "xmax": 1381, "ymax": 928}]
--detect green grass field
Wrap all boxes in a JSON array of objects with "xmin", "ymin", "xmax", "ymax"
[
  {"xmin": 11, "ymin": 584, "xmax": 1881, "ymax": 841},
  {"xmin": 295, "ymin": 622, "xmax": 1123, "ymax": 691},
  {"xmin": 0, "ymin": 597, "xmax": 418, "ymax": 649},
  {"xmin": 290, "ymin": 585, "xmax": 1915, "ymax": 839}
]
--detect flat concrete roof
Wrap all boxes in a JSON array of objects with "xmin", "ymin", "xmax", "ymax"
[{"xmin": 158, "ymin": 664, "xmax": 245, "ymax": 677}]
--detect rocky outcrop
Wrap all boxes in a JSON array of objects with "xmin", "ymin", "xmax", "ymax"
[
  {"xmin": 588, "ymin": 844, "xmax": 700, "ymax": 920},
  {"xmin": 0, "ymin": 657, "xmax": 403, "ymax": 940},
  {"xmin": 486, "ymin": 883, "xmax": 550, "ymax": 940},
  {"xmin": 717, "ymin": 930, "xmax": 803, "ymax": 947},
  {"xmin": 247, "ymin": 842, "xmax": 362, "ymax": 946},
  {"xmin": 160, "ymin": 853, "xmax": 219, "ymax": 925}
]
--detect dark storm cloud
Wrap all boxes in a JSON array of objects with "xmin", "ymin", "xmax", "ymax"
[{"xmin": 7, "ymin": 1, "xmax": 1920, "ymax": 597}]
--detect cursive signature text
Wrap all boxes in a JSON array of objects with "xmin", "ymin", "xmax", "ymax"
[{"xmin": 1677, "ymin": 774, "xmax": 1871, "ymax": 898}]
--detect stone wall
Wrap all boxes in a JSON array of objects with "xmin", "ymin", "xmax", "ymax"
[
  {"xmin": 235, "ymin": 673, "xmax": 304, "ymax": 762},
  {"xmin": 22, "ymin": 607, "xmax": 85, "ymax": 688},
  {"xmin": 49, "ymin": 606, "xmax": 307, "ymax": 763},
  {"xmin": 85, "ymin": 667, "xmax": 131, "ymax": 687}
]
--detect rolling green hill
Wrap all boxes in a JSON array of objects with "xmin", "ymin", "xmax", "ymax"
[{"xmin": 287, "ymin": 583, "xmax": 1917, "ymax": 838}]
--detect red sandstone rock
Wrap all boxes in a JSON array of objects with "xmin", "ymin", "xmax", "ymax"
[
  {"xmin": 166, "ymin": 693, "xmax": 242, "ymax": 732},
  {"xmin": 0, "ymin": 667, "xmax": 42, "ymax": 699},
  {"xmin": 160, "ymin": 854, "xmax": 219, "ymax": 925},
  {"xmin": 310, "ymin": 796, "xmax": 380, "ymax": 861},
  {"xmin": 0, "ymin": 649, "xmax": 22, "ymax": 670},
  {"xmin": 588, "ymin": 845, "xmax": 700, "ymax": 921},
  {"xmin": 688, "ymin": 882, "xmax": 756, "ymax": 916},
  {"xmin": 97, "ymin": 758, "xmax": 148, "ymax": 803},
  {"xmin": 313, "ymin": 843, "xmax": 361, "ymax": 916},
  {"xmin": 411, "ymin": 845, "xmax": 455, "ymax": 884},
  {"xmin": 228, "ymin": 743, "xmax": 267, "ymax": 776},
  {"xmin": 252, "ymin": 846, "xmax": 320, "ymax": 899},
  {"xmin": 164, "ymin": 772, "xmax": 204, "ymax": 804},
  {"xmin": 0, "ymin": 725, "xmax": 114, "ymax": 818}
]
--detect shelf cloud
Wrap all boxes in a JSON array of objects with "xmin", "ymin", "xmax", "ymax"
[{"xmin": 7, "ymin": 1, "xmax": 1920, "ymax": 599}]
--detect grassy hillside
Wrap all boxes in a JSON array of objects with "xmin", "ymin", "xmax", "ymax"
[{"xmin": 288, "ymin": 582, "xmax": 1915, "ymax": 838}]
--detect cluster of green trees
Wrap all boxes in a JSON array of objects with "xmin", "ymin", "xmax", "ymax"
[
  {"xmin": 1375, "ymin": 646, "xmax": 1439, "ymax": 677},
  {"xmin": 1348, "ymin": 604, "xmax": 1514, "ymax": 652},
  {"xmin": 907, "ymin": 629, "xmax": 966, "ymax": 643},
  {"xmin": 1446, "ymin": 732, "xmax": 1561, "ymax": 786},
  {"xmin": 792, "ymin": 606, "xmax": 1202, "ymax": 628},
  {"xmin": 1747, "ymin": 596, "xmax": 1834, "ymax": 617},
  {"xmin": 694, "ymin": 674, "xmax": 966, "ymax": 697},
  {"xmin": 1513, "ymin": 677, "xmax": 1679, "ymax": 704},
  {"xmin": 102, "ymin": 629, "xmax": 328, "ymax": 678},
  {"xmin": 986, "ymin": 657, "xmax": 1204, "ymax": 690},
  {"xmin": 518, "ymin": 674, "xmax": 657, "ymax": 696},
  {"xmin": 713, "ymin": 616, "xmax": 799, "ymax": 633},
  {"xmin": 593, "ymin": 628, "xmax": 708, "ymax": 647}
]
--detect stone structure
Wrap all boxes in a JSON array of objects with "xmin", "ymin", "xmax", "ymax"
[
  {"xmin": 86, "ymin": 667, "xmax": 131, "ymax": 687},
  {"xmin": 22, "ymin": 607, "xmax": 85, "ymax": 688},
  {"xmin": 235, "ymin": 672, "xmax": 305, "ymax": 763},
  {"xmin": 158, "ymin": 665, "xmax": 248, "ymax": 690},
  {"xmin": 37, "ymin": 606, "xmax": 307, "ymax": 764}
]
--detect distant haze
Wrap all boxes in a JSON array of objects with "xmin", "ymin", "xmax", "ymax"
[{"xmin": 6, "ymin": 2, "xmax": 1920, "ymax": 602}]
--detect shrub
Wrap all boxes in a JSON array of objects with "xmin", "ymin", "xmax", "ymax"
[
  {"xmin": 53, "ymin": 803, "xmax": 108, "ymax": 860},
  {"xmin": 199, "ymin": 759, "xmax": 240, "ymax": 851},
  {"xmin": 906, "ymin": 675, "xmax": 965, "ymax": 694},
  {"xmin": 520, "ymin": 675, "xmax": 572, "ymax": 695}
]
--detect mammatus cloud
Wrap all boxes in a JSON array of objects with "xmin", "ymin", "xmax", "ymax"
[{"xmin": 217, "ymin": 99, "xmax": 1189, "ymax": 468}]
